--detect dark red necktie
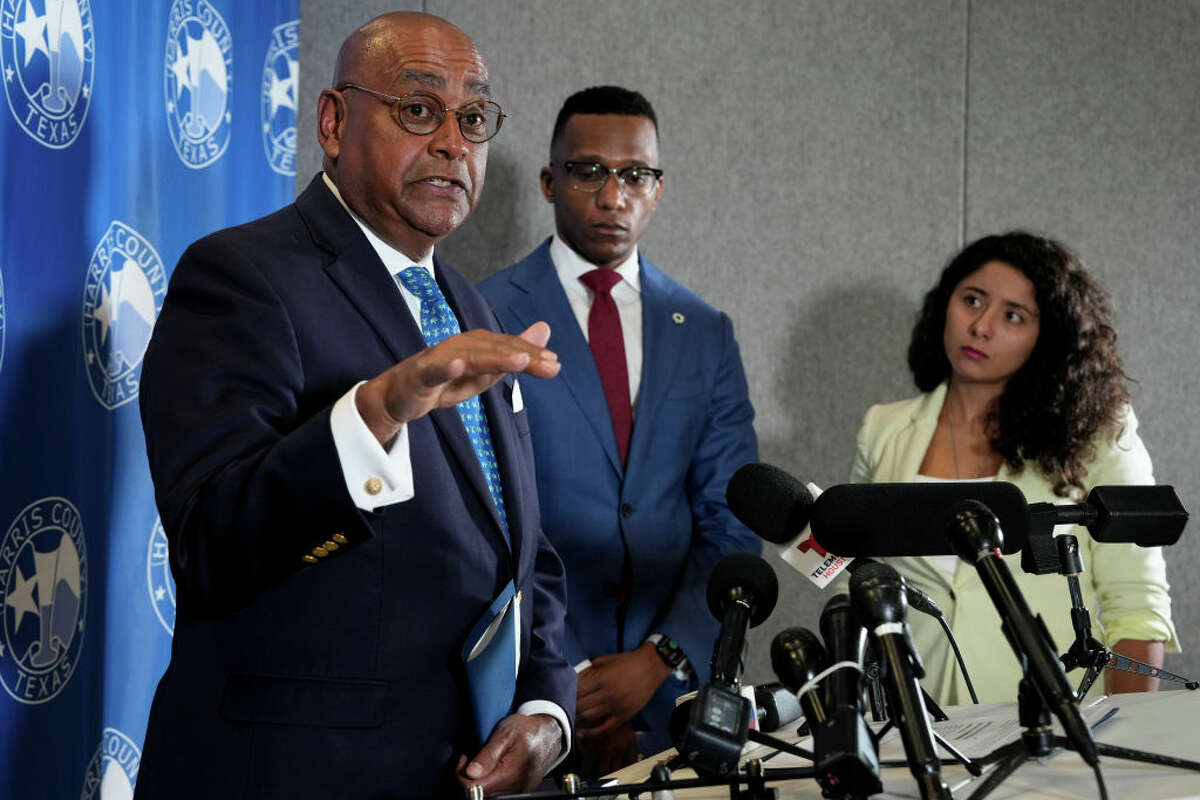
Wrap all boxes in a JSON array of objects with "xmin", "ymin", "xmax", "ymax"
[{"xmin": 579, "ymin": 269, "xmax": 632, "ymax": 465}]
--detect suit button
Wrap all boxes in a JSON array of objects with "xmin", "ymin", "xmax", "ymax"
[
  {"xmin": 364, "ymin": 477, "xmax": 383, "ymax": 495},
  {"xmin": 621, "ymin": 504, "xmax": 634, "ymax": 518},
  {"xmin": 331, "ymin": 533, "xmax": 348, "ymax": 545},
  {"xmin": 323, "ymin": 540, "xmax": 339, "ymax": 552},
  {"xmin": 312, "ymin": 545, "xmax": 329, "ymax": 558},
  {"xmin": 302, "ymin": 554, "xmax": 318, "ymax": 564}
]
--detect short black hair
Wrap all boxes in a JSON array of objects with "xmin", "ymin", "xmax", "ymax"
[{"xmin": 550, "ymin": 86, "xmax": 658, "ymax": 150}]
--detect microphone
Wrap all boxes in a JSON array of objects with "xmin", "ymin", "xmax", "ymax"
[
  {"xmin": 726, "ymin": 464, "xmax": 943, "ymax": 617},
  {"xmin": 706, "ymin": 552, "xmax": 779, "ymax": 687},
  {"xmin": 849, "ymin": 562, "xmax": 952, "ymax": 799},
  {"xmin": 846, "ymin": 558, "xmax": 943, "ymax": 618},
  {"xmin": 1023, "ymin": 484, "xmax": 1188, "ymax": 573},
  {"xmin": 677, "ymin": 553, "xmax": 779, "ymax": 777},
  {"xmin": 813, "ymin": 481, "xmax": 1030, "ymax": 556},
  {"xmin": 754, "ymin": 683, "xmax": 803, "ymax": 733},
  {"xmin": 945, "ymin": 500, "xmax": 1100, "ymax": 766},
  {"xmin": 770, "ymin": 627, "xmax": 828, "ymax": 726},
  {"xmin": 812, "ymin": 481, "xmax": 1186, "ymax": 559},
  {"xmin": 1032, "ymin": 484, "xmax": 1187, "ymax": 546},
  {"xmin": 725, "ymin": 462, "xmax": 816, "ymax": 544},
  {"xmin": 813, "ymin": 595, "xmax": 883, "ymax": 798}
]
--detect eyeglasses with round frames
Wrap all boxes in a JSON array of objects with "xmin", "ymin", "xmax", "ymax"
[
  {"xmin": 554, "ymin": 160, "xmax": 664, "ymax": 197},
  {"xmin": 338, "ymin": 83, "xmax": 506, "ymax": 143}
]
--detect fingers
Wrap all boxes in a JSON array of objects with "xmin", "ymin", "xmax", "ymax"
[
  {"xmin": 518, "ymin": 321, "xmax": 552, "ymax": 348},
  {"xmin": 416, "ymin": 328, "xmax": 558, "ymax": 391},
  {"xmin": 370, "ymin": 326, "xmax": 559, "ymax": 431},
  {"xmin": 457, "ymin": 715, "xmax": 559, "ymax": 794}
]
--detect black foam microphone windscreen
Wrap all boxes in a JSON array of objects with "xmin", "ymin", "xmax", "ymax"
[
  {"xmin": 705, "ymin": 552, "xmax": 780, "ymax": 626},
  {"xmin": 811, "ymin": 481, "xmax": 1030, "ymax": 556},
  {"xmin": 725, "ymin": 462, "xmax": 816, "ymax": 544}
]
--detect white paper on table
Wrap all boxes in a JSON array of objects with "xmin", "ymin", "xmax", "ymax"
[{"xmin": 757, "ymin": 695, "xmax": 1117, "ymax": 768}]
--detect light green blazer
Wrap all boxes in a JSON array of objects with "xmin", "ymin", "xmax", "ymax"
[{"xmin": 849, "ymin": 382, "xmax": 1179, "ymax": 705}]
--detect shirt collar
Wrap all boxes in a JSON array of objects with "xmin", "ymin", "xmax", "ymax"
[
  {"xmin": 549, "ymin": 234, "xmax": 641, "ymax": 294},
  {"xmin": 322, "ymin": 172, "xmax": 435, "ymax": 277}
]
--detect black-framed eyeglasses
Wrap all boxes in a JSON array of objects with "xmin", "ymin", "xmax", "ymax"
[
  {"xmin": 554, "ymin": 161, "xmax": 664, "ymax": 197},
  {"xmin": 339, "ymin": 83, "xmax": 507, "ymax": 143}
]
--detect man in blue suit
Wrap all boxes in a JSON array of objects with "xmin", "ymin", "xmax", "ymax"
[
  {"xmin": 136, "ymin": 13, "xmax": 574, "ymax": 798},
  {"xmin": 479, "ymin": 86, "xmax": 759, "ymax": 775}
]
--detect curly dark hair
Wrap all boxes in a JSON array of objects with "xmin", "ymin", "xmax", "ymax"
[{"xmin": 907, "ymin": 231, "xmax": 1129, "ymax": 497}]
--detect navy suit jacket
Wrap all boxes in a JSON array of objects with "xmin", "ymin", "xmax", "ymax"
[
  {"xmin": 477, "ymin": 240, "xmax": 759, "ymax": 734},
  {"xmin": 135, "ymin": 177, "xmax": 574, "ymax": 799}
]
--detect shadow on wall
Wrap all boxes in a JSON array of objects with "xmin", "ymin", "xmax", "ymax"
[
  {"xmin": 744, "ymin": 278, "xmax": 917, "ymax": 685},
  {"xmin": 440, "ymin": 150, "xmax": 540, "ymax": 283},
  {"xmin": 757, "ymin": 279, "xmax": 917, "ymax": 484}
]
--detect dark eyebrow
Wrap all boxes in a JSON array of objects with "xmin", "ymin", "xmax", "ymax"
[
  {"xmin": 398, "ymin": 69, "xmax": 493, "ymax": 99},
  {"xmin": 571, "ymin": 156, "xmax": 655, "ymax": 168},
  {"xmin": 468, "ymin": 79, "xmax": 493, "ymax": 99},
  {"xmin": 399, "ymin": 69, "xmax": 445, "ymax": 89},
  {"xmin": 961, "ymin": 284, "xmax": 1038, "ymax": 317}
]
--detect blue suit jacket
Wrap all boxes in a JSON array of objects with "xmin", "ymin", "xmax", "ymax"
[
  {"xmin": 135, "ymin": 178, "xmax": 574, "ymax": 798},
  {"xmin": 478, "ymin": 240, "xmax": 758, "ymax": 733}
]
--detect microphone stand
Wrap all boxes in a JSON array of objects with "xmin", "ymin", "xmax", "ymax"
[
  {"xmin": 861, "ymin": 642, "xmax": 978, "ymax": 776},
  {"xmin": 1054, "ymin": 535, "xmax": 1198, "ymax": 699},
  {"xmin": 969, "ymin": 676, "xmax": 1200, "ymax": 800},
  {"xmin": 478, "ymin": 758, "xmax": 815, "ymax": 800}
]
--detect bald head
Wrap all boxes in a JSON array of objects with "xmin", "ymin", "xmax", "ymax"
[
  {"xmin": 332, "ymin": 12, "xmax": 485, "ymax": 92},
  {"xmin": 316, "ymin": 12, "xmax": 493, "ymax": 260}
]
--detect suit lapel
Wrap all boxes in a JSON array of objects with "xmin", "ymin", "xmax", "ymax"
[
  {"xmin": 296, "ymin": 178, "xmax": 509, "ymax": 552},
  {"xmin": 625, "ymin": 258, "xmax": 686, "ymax": 473},
  {"xmin": 299, "ymin": 177, "xmax": 428, "ymax": 363},
  {"xmin": 508, "ymin": 244, "xmax": 623, "ymax": 476}
]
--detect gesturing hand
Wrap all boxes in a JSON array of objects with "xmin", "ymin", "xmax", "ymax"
[{"xmin": 357, "ymin": 322, "xmax": 558, "ymax": 445}]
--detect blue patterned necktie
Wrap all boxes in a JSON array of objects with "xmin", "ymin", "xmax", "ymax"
[{"xmin": 397, "ymin": 266, "xmax": 509, "ymax": 543}]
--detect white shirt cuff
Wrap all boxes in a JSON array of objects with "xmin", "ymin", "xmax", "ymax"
[
  {"xmin": 330, "ymin": 381, "xmax": 414, "ymax": 510},
  {"xmin": 515, "ymin": 700, "xmax": 572, "ymax": 769}
]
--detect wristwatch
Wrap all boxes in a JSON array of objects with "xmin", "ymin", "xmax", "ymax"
[{"xmin": 649, "ymin": 634, "xmax": 687, "ymax": 670}]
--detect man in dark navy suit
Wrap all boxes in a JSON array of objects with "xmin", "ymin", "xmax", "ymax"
[
  {"xmin": 479, "ymin": 87, "xmax": 759, "ymax": 776},
  {"xmin": 136, "ymin": 12, "xmax": 574, "ymax": 798}
]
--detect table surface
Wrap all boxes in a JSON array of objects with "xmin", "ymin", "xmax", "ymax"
[{"xmin": 604, "ymin": 690, "xmax": 1200, "ymax": 799}]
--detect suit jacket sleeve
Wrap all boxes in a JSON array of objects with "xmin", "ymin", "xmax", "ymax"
[
  {"xmin": 656, "ymin": 312, "xmax": 760, "ymax": 668},
  {"xmin": 1079, "ymin": 407, "xmax": 1180, "ymax": 651},
  {"xmin": 140, "ymin": 233, "xmax": 371, "ymax": 614}
]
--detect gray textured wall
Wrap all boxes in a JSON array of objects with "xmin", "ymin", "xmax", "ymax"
[{"xmin": 299, "ymin": 1, "xmax": 1200, "ymax": 687}]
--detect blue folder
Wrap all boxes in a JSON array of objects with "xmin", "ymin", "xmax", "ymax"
[{"xmin": 462, "ymin": 579, "xmax": 518, "ymax": 746}]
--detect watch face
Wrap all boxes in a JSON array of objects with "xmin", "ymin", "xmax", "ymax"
[{"xmin": 656, "ymin": 638, "xmax": 683, "ymax": 667}]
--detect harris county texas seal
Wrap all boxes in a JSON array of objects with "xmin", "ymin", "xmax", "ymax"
[
  {"xmin": 164, "ymin": 0, "xmax": 232, "ymax": 169},
  {"xmin": 1, "ymin": 0, "xmax": 95, "ymax": 149},
  {"xmin": 261, "ymin": 19, "xmax": 298, "ymax": 176},
  {"xmin": 81, "ymin": 221, "xmax": 166, "ymax": 410},
  {"xmin": 0, "ymin": 497, "xmax": 87, "ymax": 705},
  {"xmin": 80, "ymin": 727, "xmax": 140, "ymax": 800},
  {"xmin": 146, "ymin": 517, "xmax": 175, "ymax": 634}
]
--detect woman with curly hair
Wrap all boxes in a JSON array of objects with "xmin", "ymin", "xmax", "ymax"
[{"xmin": 851, "ymin": 231, "xmax": 1178, "ymax": 704}]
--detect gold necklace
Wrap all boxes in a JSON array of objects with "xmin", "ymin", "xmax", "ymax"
[{"xmin": 948, "ymin": 416, "xmax": 964, "ymax": 479}]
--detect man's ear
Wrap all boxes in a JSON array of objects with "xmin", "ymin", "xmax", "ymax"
[
  {"xmin": 317, "ymin": 89, "xmax": 346, "ymax": 160},
  {"xmin": 648, "ymin": 174, "xmax": 664, "ymax": 211},
  {"xmin": 539, "ymin": 166, "xmax": 555, "ymax": 204}
]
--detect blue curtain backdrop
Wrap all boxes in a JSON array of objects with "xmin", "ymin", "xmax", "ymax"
[{"xmin": 0, "ymin": 2, "xmax": 298, "ymax": 796}]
